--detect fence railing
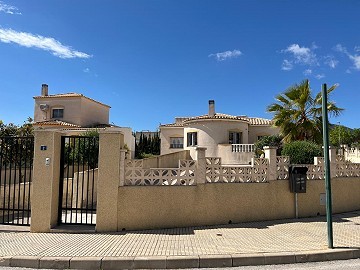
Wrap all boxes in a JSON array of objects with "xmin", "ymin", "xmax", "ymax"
[
  {"xmin": 0, "ymin": 136, "xmax": 34, "ymax": 226},
  {"xmin": 231, "ymin": 144, "xmax": 255, "ymax": 153}
]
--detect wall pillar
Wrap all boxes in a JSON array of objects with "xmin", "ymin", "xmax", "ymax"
[
  {"xmin": 195, "ymin": 147, "xmax": 207, "ymax": 184},
  {"xmin": 31, "ymin": 130, "xmax": 62, "ymax": 232},
  {"xmin": 96, "ymin": 131, "xmax": 124, "ymax": 232},
  {"xmin": 119, "ymin": 150, "xmax": 127, "ymax": 186},
  {"xmin": 328, "ymin": 146, "xmax": 337, "ymax": 178},
  {"xmin": 264, "ymin": 146, "xmax": 277, "ymax": 181}
]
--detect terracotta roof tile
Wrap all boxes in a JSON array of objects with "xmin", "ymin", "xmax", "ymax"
[
  {"xmin": 33, "ymin": 120, "xmax": 81, "ymax": 127},
  {"xmin": 161, "ymin": 113, "xmax": 273, "ymax": 127}
]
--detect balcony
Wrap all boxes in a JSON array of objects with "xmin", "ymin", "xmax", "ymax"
[
  {"xmin": 231, "ymin": 144, "xmax": 255, "ymax": 153},
  {"xmin": 217, "ymin": 144, "xmax": 255, "ymax": 165}
]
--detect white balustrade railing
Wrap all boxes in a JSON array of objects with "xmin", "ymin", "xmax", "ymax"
[{"xmin": 231, "ymin": 144, "xmax": 255, "ymax": 153}]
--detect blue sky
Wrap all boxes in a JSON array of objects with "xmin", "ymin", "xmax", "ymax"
[{"xmin": 0, "ymin": 0, "xmax": 359, "ymax": 131}]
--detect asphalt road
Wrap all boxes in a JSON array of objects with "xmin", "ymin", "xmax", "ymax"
[{"xmin": 0, "ymin": 258, "xmax": 360, "ymax": 270}]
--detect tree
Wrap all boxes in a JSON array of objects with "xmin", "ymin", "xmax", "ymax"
[
  {"xmin": 0, "ymin": 118, "xmax": 33, "ymax": 137},
  {"xmin": 329, "ymin": 125, "xmax": 353, "ymax": 147},
  {"xmin": 64, "ymin": 130, "xmax": 99, "ymax": 169},
  {"xmin": 135, "ymin": 132, "xmax": 161, "ymax": 158},
  {"xmin": 281, "ymin": 140, "xmax": 323, "ymax": 164},
  {"xmin": 254, "ymin": 135, "xmax": 283, "ymax": 157},
  {"xmin": 267, "ymin": 79, "xmax": 343, "ymax": 143}
]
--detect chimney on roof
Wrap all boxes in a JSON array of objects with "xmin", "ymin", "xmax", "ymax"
[
  {"xmin": 208, "ymin": 100, "xmax": 215, "ymax": 116},
  {"xmin": 41, "ymin": 84, "xmax": 48, "ymax": 96}
]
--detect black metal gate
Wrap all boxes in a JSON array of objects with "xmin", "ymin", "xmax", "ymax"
[
  {"xmin": 0, "ymin": 136, "xmax": 34, "ymax": 226},
  {"xmin": 59, "ymin": 136, "xmax": 99, "ymax": 225}
]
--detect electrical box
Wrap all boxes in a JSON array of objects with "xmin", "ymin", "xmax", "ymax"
[{"xmin": 289, "ymin": 166, "xmax": 308, "ymax": 193}]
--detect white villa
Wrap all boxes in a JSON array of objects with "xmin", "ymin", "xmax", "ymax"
[
  {"xmin": 160, "ymin": 100, "xmax": 280, "ymax": 164},
  {"xmin": 33, "ymin": 84, "xmax": 135, "ymax": 158}
]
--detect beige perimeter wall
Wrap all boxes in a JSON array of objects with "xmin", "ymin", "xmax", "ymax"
[{"xmin": 117, "ymin": 178, "xmax": 360, "ymax": 231}]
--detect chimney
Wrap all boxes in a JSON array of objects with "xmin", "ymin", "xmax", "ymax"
[
  {"xmin": 41, "ymin": 84, "xmax": 48, "ymax": 96},
  {"xmin": 208, "ymin": 100, "xmax": 215, "ymax": 116}
]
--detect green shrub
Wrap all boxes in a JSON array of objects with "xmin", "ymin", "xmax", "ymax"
[
  {"xmin": 254, "ymin": 135, "xmax": 283, "ymax": 157},
  {"xmin": 281, "ymin": 141, "xmax": 322, "ymax": 164}
]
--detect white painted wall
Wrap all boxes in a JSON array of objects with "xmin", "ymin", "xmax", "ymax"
[
  {"xmin": 160, "ymin": 127, "xmax": 184, "ymax": 155},
  {"xmin": 184, "ymin": 120, "xmax": 249, "ymax": 157}
]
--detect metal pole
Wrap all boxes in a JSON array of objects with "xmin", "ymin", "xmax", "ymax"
[
  {"xmin": 322, "ymin": 83, "xmax": 333, "ymax": 248},
  {"xmin": 295, "ymin": 193, "xmax": 298, "ymax": 218},
  {"xmin": 337, "ymin": 121, "xmax": 341, "ymax": 147}
]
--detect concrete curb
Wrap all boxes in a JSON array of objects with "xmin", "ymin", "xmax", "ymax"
[{"xmin": 2, "ymin": 248, "xmax": 359, "ymax": 269}]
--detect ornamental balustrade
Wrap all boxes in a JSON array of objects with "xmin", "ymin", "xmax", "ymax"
[
  {"xmin": 231, "ymin": 144, "xmax": 255, "ymax": 153},
  {"xmin": 276, "ymin": 154, "xmax": 360, "ymax": 180},
  {"xmin": 276, "ymin": 156, "xmax": 290, "ymax": 180},
  {"xmin": 336, "ymin": 155, "xmax": 360, "ymax": 177},
  {"xmin": 124, "ymin": 159, "xmax": 196, "ymax": 186},
  {"xmin": 205, "ymin": 157, "xmax": 268, "ymax": 183},
  {"xmin": 124, "ymin": 149, "xmax": 360, "ymax": 186}
]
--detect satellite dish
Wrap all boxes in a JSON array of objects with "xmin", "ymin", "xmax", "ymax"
[{"xmin": 40, "ymin": 104, "xmax": 49, "ymax": 111}]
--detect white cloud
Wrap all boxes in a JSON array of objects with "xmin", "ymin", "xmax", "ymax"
[
  {"xmin": 281, "ymin": 59, "xmax": 293, "ymax": 71},
  {"xmin": 349, "ymin": 55, "xmax": 360, "ymax": 70},
  {"xmin": 283, "ymin": 44, "xmax": 318, "ymax": 66},
  {"xmin": 83, "ymin": 67, "xmax": 90, "ymax": 73},
  {"xmin": 303, "ymin": 69, "xmax": 312, "ymax": 75},
  {"xmin": 355, "ymin": 46, "xmax": 360, "ymax": 52},
  {"xmin": 0, "ymin": 27, "xmax": 91, "ymax": 59},
  {"xmin": 209, "ymin": 49, "xmax": 242, "ymax": 61},
  {"xmin": 324, "ymin": 55, "xmax": 338, "ymax": 69},
  {"xmin": 334, "ymin": 44, "xmax": 360, "ymax": 70},
  {"xmin": 315, "ymin": 74, "xmax": 325, "ymax": 80},
  {"xmin": 334, "ymin": 44, "xmax": 348, "ymax": 54},
  {"xmin": 0, "ymin": 1, "xmax": 21, "ymax": 15}
]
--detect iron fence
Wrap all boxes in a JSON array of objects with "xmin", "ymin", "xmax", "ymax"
[
  {"xmin": 0, "ymin": 136, "xmax": 34, "ymax": 225},
  {"xmin": 59, "ymin": 136, "xmax": 99, "ymax": 225}
]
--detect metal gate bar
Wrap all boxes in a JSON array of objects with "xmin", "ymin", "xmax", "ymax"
[
  {"xmin": 0, "ymin": 136, "xmax": 33, "ymax": 226},
  {"xmin": 59, "ymin": 136, "xmax": 98, "ymax": 225}
]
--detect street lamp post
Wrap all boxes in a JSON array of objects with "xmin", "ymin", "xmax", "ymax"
[{"xmin": 322, "ymin": 83, "xmax": 334, "ymax": 249}]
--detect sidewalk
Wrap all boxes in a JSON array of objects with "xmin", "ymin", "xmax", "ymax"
[{"xmin": 0, "ymin": 211, "xmax": 359, "ymax": 269}]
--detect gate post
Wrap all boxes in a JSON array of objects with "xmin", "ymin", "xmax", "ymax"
[
  {"xmin": 96, "ymin": 130, "xmax": 124, "ymax": 232},
  {"xmin": 31, "ymin": 130, "xmax": 62, "ymax": 232},
  {"xmin": 264, "ymin": 146, "xmax": 277, "ymax": 181}
]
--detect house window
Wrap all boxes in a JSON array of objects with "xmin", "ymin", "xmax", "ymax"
[
  {"xmin": 257, "ymin": 135, "xmax": 265, "ymax": 141},
  {"xmin": 170, "ymin": 137, "xmax": 184, "ymax": 148},
  {"xmin": 52, "ymin": 108, "xmax": 64, "ymax": 119},
  {"xmin": 187, "ymin": 132, "xmax": 198, "ymax": 147},
  {"xmin": 229, "ymin": 131, "xmax": 242, "ymax": 144}
]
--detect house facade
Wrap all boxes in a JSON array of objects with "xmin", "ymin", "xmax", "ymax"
[
  {"xmin": 33, "ymin": 84, "xmax": 135, "ymax": 158},
  {"xmin": 160, "ymin": 100, "xmax": 279, "ymax": 164}
]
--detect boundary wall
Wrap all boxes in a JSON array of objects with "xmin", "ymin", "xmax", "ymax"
[{"xmin": 30, "ymin": 131, "xmax": 360, "ymax": 232}]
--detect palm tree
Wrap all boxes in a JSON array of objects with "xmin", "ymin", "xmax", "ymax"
[{"xmin": 267, "ymin": 79, "xmax": 343, "ymax": 143}]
